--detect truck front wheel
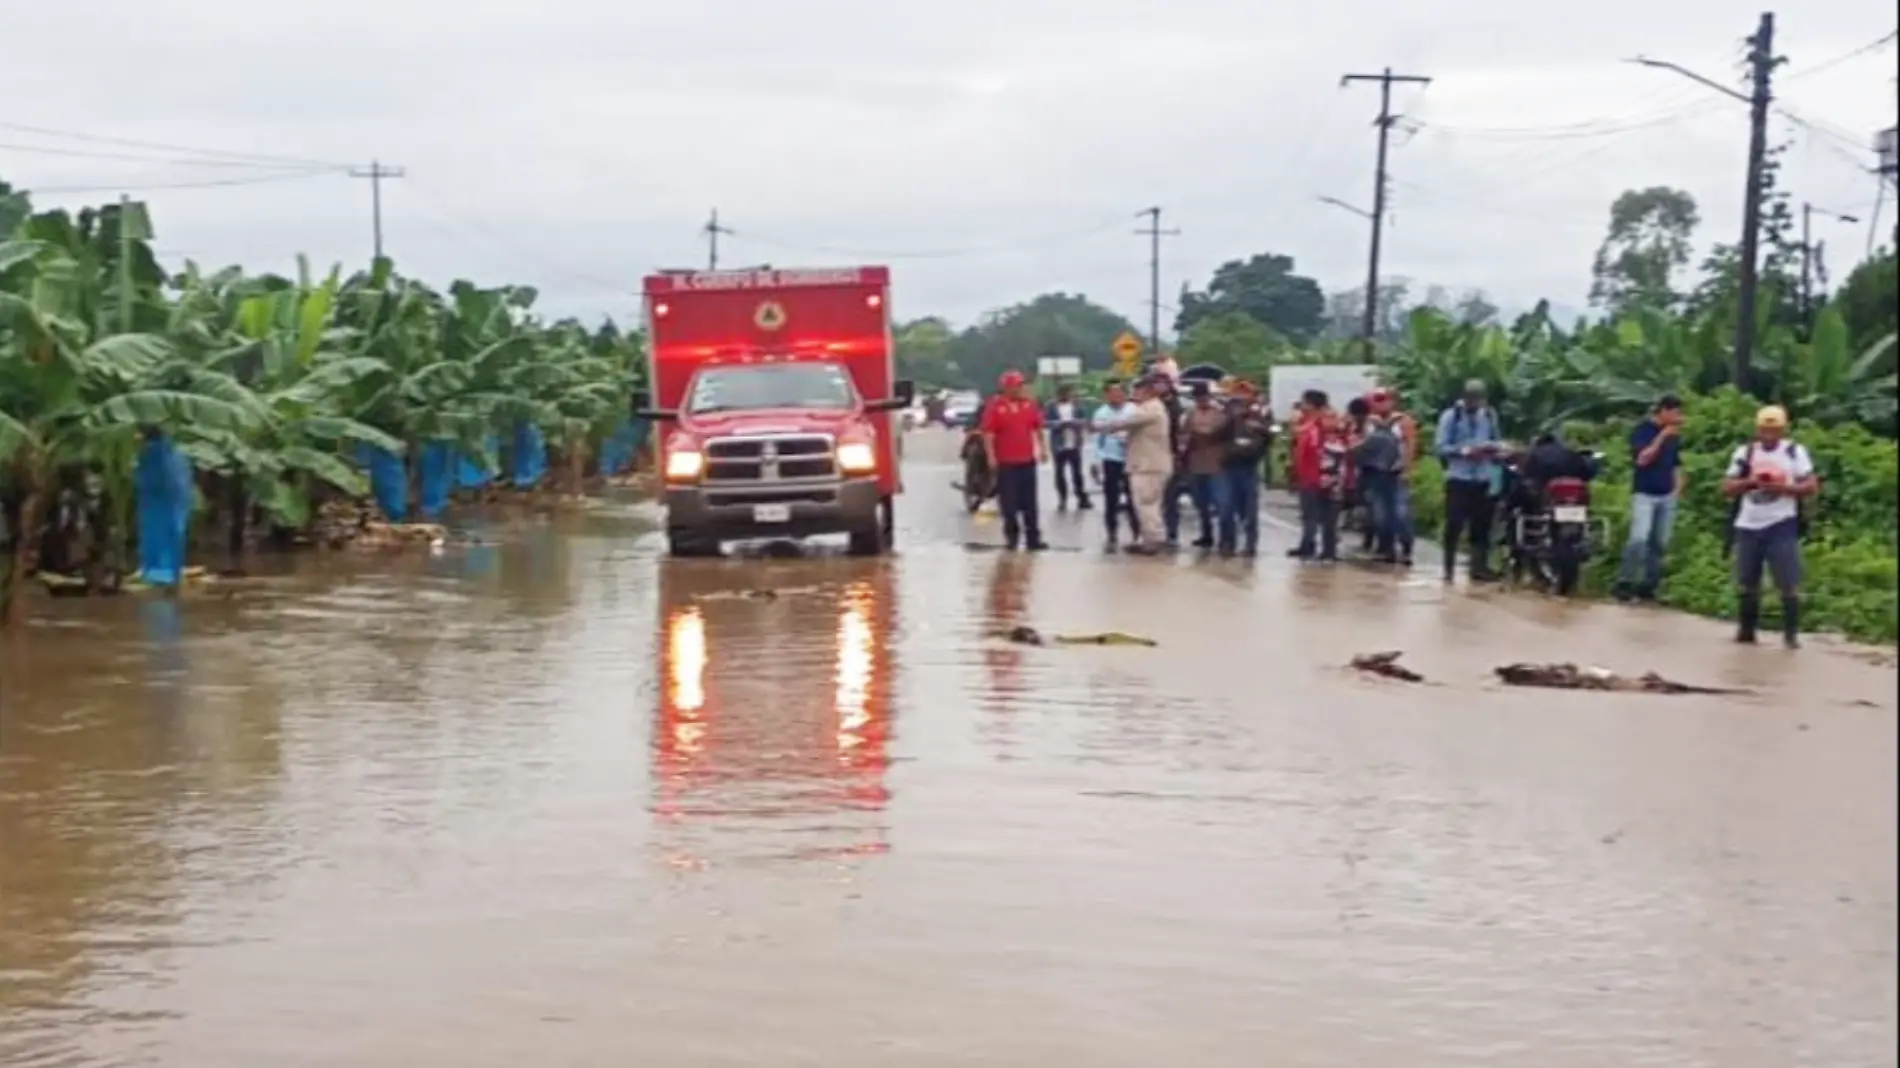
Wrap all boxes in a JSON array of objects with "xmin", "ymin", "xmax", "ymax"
[{"xmin": 847, "ymin": 497, "xmax": 894, "ymax": 556}]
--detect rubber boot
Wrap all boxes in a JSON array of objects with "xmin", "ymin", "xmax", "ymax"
[
  {"xmin": 1735, "ymin": 591, "xmax": 1761, "ymax": 644},
  {"xmin": 1781, "ymin": 595, "xmax": 1801, "ymax": 650}
]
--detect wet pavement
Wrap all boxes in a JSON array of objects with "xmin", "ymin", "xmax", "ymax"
[{"xmin": 1, "ymin": 429, "xmax": 1895, "ymax": 1068}]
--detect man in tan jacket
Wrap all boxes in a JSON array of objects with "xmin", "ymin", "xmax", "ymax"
[{"xmin": 1101, "ymin": 374, "xmax": 1174, "ymax": 555}]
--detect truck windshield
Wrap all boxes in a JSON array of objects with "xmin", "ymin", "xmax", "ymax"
[{"xmin": 685, "ymin": 364, "xmax": 857, "ymax": 414}]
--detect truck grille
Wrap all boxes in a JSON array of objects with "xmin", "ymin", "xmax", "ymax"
[{"xmin": 703, "ymin": 435, "xmax": 837, "ymax": 484}]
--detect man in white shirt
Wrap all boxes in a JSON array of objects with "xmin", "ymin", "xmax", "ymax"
[
  {"xmin": 1045, "ymin": 383, "xmax": 1092, "ymax": 511},
  {"xmin": 1721, "ymin": 404, "xmax": 1820, "ymax": 648}
]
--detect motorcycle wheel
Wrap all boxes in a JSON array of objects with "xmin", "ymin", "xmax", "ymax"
[{"xmin": 1551, "ymin": 558, "xmax": 1581, "ymax": 596}]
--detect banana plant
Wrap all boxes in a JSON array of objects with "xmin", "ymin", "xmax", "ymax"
[{"xmin": 1, "ymin": 231, "xmax": 254, "ymax": 614}]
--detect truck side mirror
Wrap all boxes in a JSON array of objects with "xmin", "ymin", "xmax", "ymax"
[
  {"xmin": 630, "ymin": 388, "xmax": 676, "ymax": 421},
  {"xmin": 863, "ymin": 379, "xmax": 918, "ymax": 413}
]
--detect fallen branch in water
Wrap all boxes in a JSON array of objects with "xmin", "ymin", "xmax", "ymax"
[
  {"xmin": 1494, "ymin": 662, "xmax": 1751, "ymax": 696},
  {"xmin": 988, "ymin": 625, "xmax": 1158, "ymax": 648},
  {"xmin": 691, "ymin": 584, "xmax": 823, "ymax": 602},
  {"xmin": 1349, "ymin": 651, "xmax": 1426, "ymax": 683}
]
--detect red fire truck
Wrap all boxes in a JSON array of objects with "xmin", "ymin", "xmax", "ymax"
[{"xmin": 635, "ymin": 266, "xmax": 912, "ymax": 557}]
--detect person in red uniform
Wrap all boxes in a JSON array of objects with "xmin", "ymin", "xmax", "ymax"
[
  {"xmin": 1287, "ymin": 389, "xmax": 1343, "ymax": 561},
  {"xmin": 980, "ymin": 370, "xmax": 1050, "ymax": 551}
]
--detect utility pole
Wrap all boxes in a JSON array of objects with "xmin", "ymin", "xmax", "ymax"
[
  {"xmin": 1800, "ymin": 202, "xmax": 1858, "ymax": 328},
  {"xmin": 1135, "ymin": 206, "xmax": 1179, "ymax": 358},
  {"xmin": 1628, "ymin": 12, "xmax": 1779, "ymax": 387},
  {"xmin": 1874, "ymin": 123, "xmax": 1898, "ymax": 255},
  {"xmin": 702, "ymin": 209, "xmax": 734, "ymax": 270},
  {"xmin": 347, "ymin": 160, "xmax": 405, "ymax": 262},
  {"xmin": 1341, "ymin": 67, "xmax": 1431, "ymax": 359},
  {"xmin": 1734, "ymin": 13, "xmax": 1777, "ymax": 388}
]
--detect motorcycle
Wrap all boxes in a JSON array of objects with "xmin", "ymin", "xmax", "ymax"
[
  {"xmin": 1498, "ymin": 452, "xmax": 1609, "ymax": 596},
  {"xmin": 956, "ymin": 431, "xmax": 996, "ymax": 513}
]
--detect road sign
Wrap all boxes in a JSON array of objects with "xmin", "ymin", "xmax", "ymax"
[
  {"xmin": 1112, "ymin": 332, "xmax": 1143, "ymax": 361},
  {"xmin": 1036, "ymin": 355, "xmax": 1082, "ymax": 377}
]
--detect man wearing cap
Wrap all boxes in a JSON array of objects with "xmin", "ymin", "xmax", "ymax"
[
  {"xmin": 1112, "ymin": 374, "xmax": 1175, "ymax": 555},
  {"xmin": 979, "ymin": 371, "xmax": 1050, "ymax": 551},
  {"xmin": 1721, "ymin": 404, "xmax": 1819, "ymax": 647},
  {"xmin": 1180, "ymin": 380, "xmax": 1234, "ymax": 549},
  {"xmin": 1432, "ymin": 379, "xmax": 1505, "ymax": 582},
  {"xmin": 1358, "ymin": 388, "xmax": 1416, "ymax": 565},
  {"xmin": 1614, "ymin": 394, "xmax": 1686, "ymax": 602},
  {"xmin": 1220, "ymin": 380, "xmax": 1273, "ymax": 556}
]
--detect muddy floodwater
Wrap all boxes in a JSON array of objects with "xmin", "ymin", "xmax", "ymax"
[{"xmin": 2, "ymin": 431, "xmax": 1895, "ymax": 1067}]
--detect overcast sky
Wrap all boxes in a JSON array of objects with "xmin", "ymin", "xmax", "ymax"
[{"xmin": 3, "ymin": 1, "xmax": 1893, "ymax": 330}]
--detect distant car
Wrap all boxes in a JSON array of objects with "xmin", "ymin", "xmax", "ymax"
[{"xmin": 940, "ymin": 390, "xmax": 982, "ymax": 428}]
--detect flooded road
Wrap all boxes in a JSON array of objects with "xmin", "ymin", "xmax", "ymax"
[{"xmin": 2, "ymin": 430, "xmax": 1895, "ymax": 1068}]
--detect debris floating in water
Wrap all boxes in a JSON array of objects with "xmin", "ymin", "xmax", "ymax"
[
  {"xmin": 987, "ymin": 626, "xmax": 1158, "ymax": 648},
  {"xmin": 1493, "ymin": 662, "xmax": 1750, "ymax": 696},
  {"xmin": 1053, "ymin": 631, "xmax": 1158, "ymax": 647},
  {"xmin": 691, "ymin": 585, "xmax": 824, "ymax": 602},
  {"xmin": 1349, "ymin": 651, "xmax": 1426, "ymax": 683}
]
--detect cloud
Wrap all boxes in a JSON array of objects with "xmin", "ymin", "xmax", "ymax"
[{"xmin": 3, "ymin": 0, "xmax": 1892, "ymax": 329}]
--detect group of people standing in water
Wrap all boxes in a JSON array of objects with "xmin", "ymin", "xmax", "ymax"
[
  {"xmin": 970, "ymin": 369, "xmax": 1270, "ymax": 556},
  {"xmin": 967, "ymin": 368, "xmax": 1428, "ymax": 567}
]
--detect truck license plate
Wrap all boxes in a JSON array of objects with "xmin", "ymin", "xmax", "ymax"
[
  {"xmin": 1552, "ymin": 505, "xmax": 1588, "ymax": 523},
  {"xmin": 752, "ymin": 504, "xmax": 791, "ymax": 523}
]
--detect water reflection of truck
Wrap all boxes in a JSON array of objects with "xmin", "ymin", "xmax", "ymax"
[
  {"xmin": 634, "ymin": 267, "xmax": 915, "ymax": 558},
  {"xmin": 653, "ymin": 563, "xmax": 896, "ymax": 860}
]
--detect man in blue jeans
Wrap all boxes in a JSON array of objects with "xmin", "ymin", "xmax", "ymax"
[
  {"xmin": 1219, "ymin": 380, "xmax": 1271, "ymax": 556},
  {"xmin": 1432, "ymin": 379, "xmax": 1504, "ymax": 582},
  {"xmin": 1180, "ymin": 380, "xmax": 1232, "ymax": 550},
  {"xmin": 1614, "ymin": 394, "xmax": 1684, "ymax": 602}
]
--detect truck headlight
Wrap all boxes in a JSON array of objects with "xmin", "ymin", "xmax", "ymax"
[
  {"xmin": 665, "ymin": 450, "xmax": 705, "ymax": 481},
  {"xmin": 837, "ymin": 442, "xmax": 876, "ymax": 474}
]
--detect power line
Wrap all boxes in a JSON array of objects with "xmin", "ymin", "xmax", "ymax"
[
  {"xmin": 1777, "ymin": 105, "xmax": 1877, "ymax": 155},
  {"xmin": 1342, "ymin": 66, "xmax": 1431, "ymax": 355},
  {"xmin": 24, "ymin": 168, "xmax": 340, "ymax": 195},
  {"xmin": 0, "ymin": 140, "xmax": 346, "ymax": 170},
  {"xmin": 0, "ymin": 119, "xmax": 348, "ymax": 170},
  {"xmin": 724, "ymin": 217, "xmax": 1128, "ymax": 260},
  {"xmin": 399, "ymin": 179, "xmax": 629, "ymax": 292},
  {"xmin": 1134, "ymin": 207, "xmax": 1179, "ymax": 357},
  {"xmin": 1423, "ymin": 98, "xmax": 1728, "ymax": 143},
  {"xmin": 1786, "ymin": 29, "xmax": 1897, "ymax": 80},
  {"xmin": 1423, "ymin": 93, "xmax": 1717, "ymax": 139}
]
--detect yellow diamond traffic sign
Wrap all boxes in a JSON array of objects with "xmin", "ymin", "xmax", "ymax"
[
  {"xmin": 1112, "ymin": 331, "xmax": 1143, "ymax": 361},
  {"xmin": 754, "ymin": 300, "xmax": 787, "ymax": 330}
]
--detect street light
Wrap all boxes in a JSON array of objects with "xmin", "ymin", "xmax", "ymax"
[
  {"xmin": 1625, "ymin": 18, "xmax": 1776, "ymax": 388},
  {"xmin": 1801, "ymin": 202, "xmax": 1862, "ymax": 325},
  {"xmin": 1316, "ymin": 195, "xmax": 1374, "ymax": 220}
]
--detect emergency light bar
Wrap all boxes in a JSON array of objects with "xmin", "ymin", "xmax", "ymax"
[
  {"xmin": 644, "ymin": 267, "xmax": 889, "ymax": 294},
  {"xmin": 653, "ymin": 340, "xmax": 886, "ymax": 361},
  {"xmin": 650, "ymin": 292, "xmax": 882, "ymax": 319}
]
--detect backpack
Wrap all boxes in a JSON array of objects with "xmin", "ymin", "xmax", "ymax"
[
  {"xmin": 1357, "ymin": 416, "xmax": 1404, "ymax": 473},
  {"xmin": 1437, "ymin": 406, "xmax": 1493, "ymax": 467},
  {"xmin": 1722, "ymin": 441, "xmax": 1812, "ymax": 556}
]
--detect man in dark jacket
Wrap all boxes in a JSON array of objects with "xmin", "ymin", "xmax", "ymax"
[
  {"xmin": 1220, "ymin": 380, "xmax": 1271, "ymax": 556},
  {"xmin": 1156, "ymin": 374, "xmax": 1189, "ymax": 547}
]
